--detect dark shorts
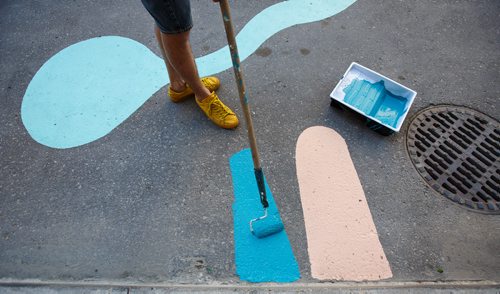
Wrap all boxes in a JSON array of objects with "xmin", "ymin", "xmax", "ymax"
[{"xmin": 141, "ymin": 0, "xmax": 193, "ymax": 34}]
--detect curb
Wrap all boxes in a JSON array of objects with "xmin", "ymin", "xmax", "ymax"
[{"xmin": 1, "ymin": 279, "xmax": 499, "ymax": 291}]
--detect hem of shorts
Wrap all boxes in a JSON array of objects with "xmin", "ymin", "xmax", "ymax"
[{"xmin": 156, "ymin": 23, "xmax": 193, "ymax": 35}]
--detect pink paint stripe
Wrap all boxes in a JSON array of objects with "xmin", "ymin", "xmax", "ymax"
[{"xmin": 296, "ymin": 126, "xmax": 392, "ymax": 281}]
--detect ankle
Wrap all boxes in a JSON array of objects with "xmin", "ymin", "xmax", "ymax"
[
  {"xmin": 195, "ymin": 89, "xmax": 212, "ymax": 102},
  {"xmin": 170, "ymin": 81, "xmax": 186, "ymax": 92}
]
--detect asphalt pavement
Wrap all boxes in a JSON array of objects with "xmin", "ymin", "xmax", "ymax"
[{"xmin": 0, "ymin": 0, "xmax": 499, "ymax": 292}]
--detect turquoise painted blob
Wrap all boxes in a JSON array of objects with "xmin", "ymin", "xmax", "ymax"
[
  {"xmin": 196, "ymin": 0, "xmax": 357, "ymax": 77},
  {"xmin": 229, "ymin": 149, "xmax": 299, "ymax": 282},
  {"xmin": 21, "ymin": 0, "xmax": 357, "ymax": 148},
  {"xmin": 22, "ymin": 36, "xmax": 166, "ymax": 149}
]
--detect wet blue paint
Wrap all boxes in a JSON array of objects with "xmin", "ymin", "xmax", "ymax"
[
  {"xmin": 229, "ymin": 149, "xmax": 300, "ymax": 283},
  {"xmin": 343, "ymin": 79, "xmax": 408, "ymax": 128},
  {"xmin": 21, "ymin": 0, "xmax": 357, "ymax": 148}
]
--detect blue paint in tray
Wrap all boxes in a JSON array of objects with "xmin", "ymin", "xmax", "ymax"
[
  {"xmin": 343, "ymin": 79, "xmax": 408, "ymax": 128},
  {"xmin": 229, "ymin": 149, "xmax": 300, "ymax": 283},
  {"xmin": 330, "ymin": 62, "xmax": 417, "ymax": 132}
]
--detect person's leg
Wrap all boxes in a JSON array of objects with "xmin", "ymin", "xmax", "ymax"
[
  {"xmin": 155, "ymin": 26, "xmax": 238, "ymax": 129},
  {"xmin": 158, "ymin": 29, "xmax": 211, "ymax": 102},
  {"xmin": 141, "ymin": 0, "xmax": 238, "ymax": 128},
  {"xmin": 154, "ymin": 25, "xmax": 186, "ymax": 92}
]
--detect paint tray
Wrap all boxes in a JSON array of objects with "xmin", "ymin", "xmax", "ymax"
[{"xmin": 330, "ymin": 62, "xmax": 417, "ymax": 135}]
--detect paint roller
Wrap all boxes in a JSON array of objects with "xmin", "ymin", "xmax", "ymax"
[{"xmin": 218, "ymin": 0, "xmax": 284, "ymax": 238}]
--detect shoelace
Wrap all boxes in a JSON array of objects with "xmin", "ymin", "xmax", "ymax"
[
  {"xmin": 202, "ymin": 78, "xmax": 216, "ymax": 89},
  {"xmin": 207, "ymin": 97, "xmax": 232, "ymax": 119}
]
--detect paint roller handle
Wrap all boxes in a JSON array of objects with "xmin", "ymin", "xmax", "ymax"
[
  {"xmin": 218, "ymin": 0, "xmax": 262, "ymax": 171},
  {"xmin": 255, "ymin": 168, "xmax": 269, "ymax": 208},
  {"xmin": 219, "ymin": 0, "xmax": 268, "ymax": 210}
]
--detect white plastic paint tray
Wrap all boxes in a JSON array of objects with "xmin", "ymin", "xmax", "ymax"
[{"xmin": 330, "ymin": 62, "xmax": 417, "ymax": 135}]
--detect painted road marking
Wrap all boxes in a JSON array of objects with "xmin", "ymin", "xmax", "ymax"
[
  {"xmin": 21, "ymin": 36, "xmax": 165, "ymax": 149},
  {"xmin": 229, "ymin": 149, "xmax": 300, "ymax": 283},
  {"xmin": 21, "ymin": 0, "xmax": 357, "ymax": 149},
  {"xmin": 296, "ymin": 126, "xmax": 392, "ymax": 281}
]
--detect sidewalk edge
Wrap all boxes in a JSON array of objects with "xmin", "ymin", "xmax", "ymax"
[{"xmin": 0, "ymin": 279, "xmax": 499, "ymax": 290}]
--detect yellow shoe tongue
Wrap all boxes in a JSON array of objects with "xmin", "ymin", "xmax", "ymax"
[{"xmin": 210, "ymin": 100, "xmax": 226, "ymax": 117}]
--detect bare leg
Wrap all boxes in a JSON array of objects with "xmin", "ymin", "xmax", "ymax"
[
  {"xmin": 154, "ymin": 26, "xmax": 185, "ymax": 92},
  {"xmin": 156, "ymin": 27, "xmax": 211, "ymax": 101}
]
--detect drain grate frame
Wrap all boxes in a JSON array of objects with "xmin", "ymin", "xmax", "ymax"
[{"xmin": 406, "ymin": 105, "xmax": 500, "ymax": 214}]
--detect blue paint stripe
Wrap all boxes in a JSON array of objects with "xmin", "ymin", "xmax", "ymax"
[{"xmin": 229, "ymin": 149, "xmax": 300, "ymax": 283}]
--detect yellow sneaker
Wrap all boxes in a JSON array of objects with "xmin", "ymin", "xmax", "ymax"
[
  {"xmin": 196, "ymin": 92, "xmax": 239, "ymax": 129},
  {"xmin": 168, "ymin": 76, "xmax": 221, "ymax": 103}
]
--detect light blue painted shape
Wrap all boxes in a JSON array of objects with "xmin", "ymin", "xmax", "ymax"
[
  {"xmin": 196, "ymin": 0, "xmax": 357, "ymax": 77},
  {"xmin": 21, "ymin": 0, "xmax": 357, "ymax": 148},
  {"xmin": 343, "ymin": 79, "xmax": 408, "ymax": 128},
  {"xmin": 21, "ymin": 36, "xmax": 166, "ymax": 149},
  {"xmin": 229, "ymin": 149, "xmax": 300, "ymax": 282}
]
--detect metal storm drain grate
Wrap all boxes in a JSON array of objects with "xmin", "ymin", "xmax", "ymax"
[{"xmin": 406, "ymin": 105, "xmax": 500, "ymax": 214}]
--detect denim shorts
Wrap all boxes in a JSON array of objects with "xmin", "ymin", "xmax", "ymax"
[{"xmin": 141, "ymin": 0, "xmax": 193, "ymax": 34}]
